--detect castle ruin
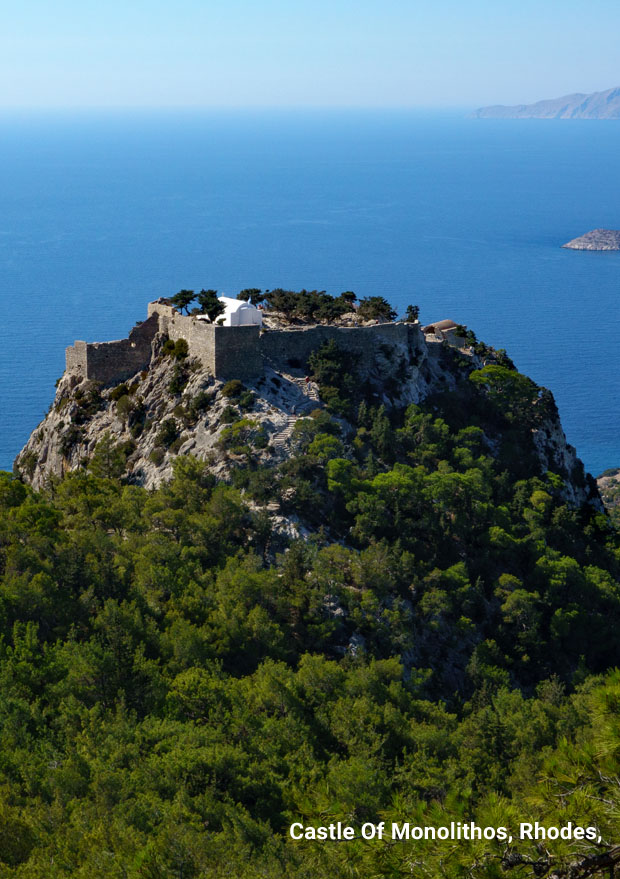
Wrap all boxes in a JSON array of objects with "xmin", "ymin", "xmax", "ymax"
[{"xmin": 65, "ymin": 299, "xmax": 429, "ymax": 386}]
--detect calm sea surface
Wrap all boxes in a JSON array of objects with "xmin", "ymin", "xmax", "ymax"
[{"xmin": 0, "ymin": 110, "xmax": 618, "ymax": 476}]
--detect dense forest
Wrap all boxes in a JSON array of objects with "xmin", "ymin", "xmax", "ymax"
[{"xmin": 2, "ymin": 325, "xmax": 620, "ymax": 877}]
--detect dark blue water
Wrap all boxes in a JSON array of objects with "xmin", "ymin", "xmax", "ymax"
[{"xmin": 1, "ymin": 110, "xmax": 618, "ymax": 476}]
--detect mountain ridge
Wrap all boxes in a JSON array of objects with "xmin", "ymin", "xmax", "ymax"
[{"xmin": 471, "ymin": 86, "xmax": 620, "ymax": 119}]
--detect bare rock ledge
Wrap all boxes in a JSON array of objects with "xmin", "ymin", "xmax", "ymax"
[{"xmin": 563, "ymin": 229, "xmax": 620, "ymax": 250}]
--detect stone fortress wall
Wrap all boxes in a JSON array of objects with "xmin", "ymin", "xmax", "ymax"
[
  {"xmin": 65, "ymin": 300, "xmax": 426, "ymax": 386},
  {"xmin": 260, "ymin": 320, "xmax": 422, "ymax": 377},
  {"xmin": 147, "ymin": 301, "xmax": 263, "ymax": 381},
  {"xmin": 65, "ymin": 314, "xmax": 160, "ymax": 385}
]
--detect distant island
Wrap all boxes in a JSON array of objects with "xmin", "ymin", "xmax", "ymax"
[
  {"xmin": 563, "ymin": 229, "xmax": 620, "ymax": 251},
  {"xmin": 471, "ymin": 85, "xmax": 620, "ymax": 119}
]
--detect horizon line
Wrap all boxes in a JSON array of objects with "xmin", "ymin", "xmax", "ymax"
[{"xmin": 0, "ymin": 103, "xmax": 476, "ymax": 113}]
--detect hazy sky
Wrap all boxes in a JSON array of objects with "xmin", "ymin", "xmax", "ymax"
[{"xmin": 2, "ymin": 0, "xmax": 619, "ymax": 109}]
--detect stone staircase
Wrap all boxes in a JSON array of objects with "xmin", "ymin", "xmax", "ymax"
[
  {"xmin": 271, "ymin": 415, "xmax": 297, "ymax": 449},
  {"xmin": 269, "ymin": 379, "xmax": 320, "ymax": 450},
  {"xmin": 305, "ymin": 381, "xmax": 320, "ymax": 403},
  {"xmin": 290, "ymin": 377, "xmax": 320, "ymax": 408}
]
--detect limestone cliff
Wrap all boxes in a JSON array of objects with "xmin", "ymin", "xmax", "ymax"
[
  {"xmin": 15, "ymin": 313, "xmax": 601, "ymax": 515},
  {"xmin": 15, "ymin": 320, "xmax": 434, "ymax": 492}
]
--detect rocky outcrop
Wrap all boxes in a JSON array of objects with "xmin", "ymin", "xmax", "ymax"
[
  {"xmin": 597, "ymin": 469, "xmax": 620, "ymax": 526},
  {"xmin": 16, "ymin": 324, "xmax": 430, "ymax": 492},
  {"xmin": 563, "ymin": 229, "xmax": 620, "ymax": 251},
  {"xmin": 531, "ymin": 415, "xmax": 598, "ymax": 509},
  {"xmin": 14, "ymin": 313, "xmax": 601, "ymax": 513},
  {"xmin": 471, "ymin": 86, "xmax": 620, "ymax": 119},
  {"xmin": 16, "ymin": 358, "xmax": 314, "ymax": 492}
]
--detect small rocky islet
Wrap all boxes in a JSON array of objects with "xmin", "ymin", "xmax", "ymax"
[{"xmin": 563, "ymin": 228, "xmax": 620, "ymax": 250}]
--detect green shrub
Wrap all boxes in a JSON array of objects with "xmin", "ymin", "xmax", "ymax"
[
  {"xmin": 110, "ymin": 383, "xmax": 132, "ymax": 402},
  {"xmin": 116, "ymin": 395, "xmax": 133, "ymax": 421},
  {"xmin": 239, "ymin": 390, "xmax": 255, "ymax": 411},
  {"xmin": 59, "ymin": 425, "xmax": 83, "ymax": 456},
  {"xmin": 218, "ymin": 418, "xmax": 268, "ymax": 452},
  {"xmin": 173, "ymin": 338, "xmax": 188, "ymax": 359},
  {"xmin": 221, "ymin": 405, "xmax": 238, "ymax": 424},
  {"xmin": 168, "ymin": 363, "xmax": 188, "ymax": 395},
  {"xmin": 71, "ymin": 381, "xmax": 104, "ymax": 420},
  {"xmin": 291, "ymin": 411, "xmax": 340, "ymax": 453},
  {"xmin": 316, "ymin": 385, "xmax": 350, "ymax": 417},
  {"xmin": 155, "ymin": 419, "xmax": 179, "ymax": 448},
  {"xmin": 263, "ymin": 288, "xmax": 354, "ymax": 323},
  {"xmin": 89, "ymin": 432, "xmax": 127, "ymax": 479},
  {"xmin": 356, "ymin": 296, "xmax": 397, "ymax": 322},
  {"xmin": 162, "ymin": 337, "xmax": 189, "ymax": 360},
  {"xmin": 19, "ymin": 451, "xmax": 38, "ymax": 479},
  {"xmin": 190, "ymin": 390, "xmax": 211, "ymax": 413},
  {"xmin": 221, "ymin": 379, "xmax": 244, "ymax": 398},
  {"xmin": 308, "ymin": 340, "xmax": 361, "ymax": 416},
  {"xmin": 308, "ymin": 433, "xmax": 346, "ymax": 461},
  {"xmin": 149, "ymin": 447, "xmax": 165, "ymax": 465}
]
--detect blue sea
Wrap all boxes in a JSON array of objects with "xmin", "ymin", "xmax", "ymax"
[{"xmin": 0, "ymin": 110, "xmax": 618, "ymax": 476}]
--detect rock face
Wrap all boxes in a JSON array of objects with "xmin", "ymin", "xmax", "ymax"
[
  {"xmin": 14, "ymin": 310, "xmax": 601, "ymax": 513},
  {"xmin": 562, "ymin": 229, "xmax": 620, "ymax": 251},
  {"xmin": 471, "ymin": 86, "xmax": 620, "ymax": 119},
  {"xmin": 597, "ymin": 469, "xmax": 620, "ymax": 527},
  {"xmin": 16, "ymin": 320, "xmax": 430, "ymax": 492}
]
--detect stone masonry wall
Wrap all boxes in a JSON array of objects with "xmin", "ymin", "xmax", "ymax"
[
  {"xmin": 66, "ymin": 301, "xmax": 424, "ymax": 386},
  {"xmin": 65, "ymin": 313, "xmax": 159, "ymax": 385},
  {"xmin": 147, "ymin": 301, "xmax": 262, "ymax": 380},
  {"xmin": 259, "ymin": 322, "xmax": 423, "ymax": 376},
  {"xmin": 155, "ymin": 309, "xmax": 216, "ymax": 374},
  {"xmin": 65, "ymin": 340, "xmax": 88, "ymax": 378},
  {"xmin": 213, "ymin": 326, "xmax": 262, "ymax": 380}
]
